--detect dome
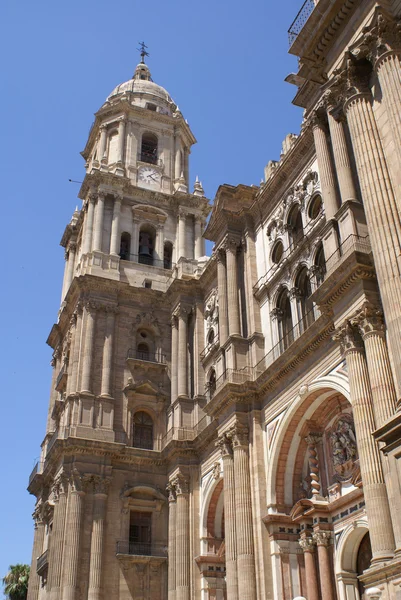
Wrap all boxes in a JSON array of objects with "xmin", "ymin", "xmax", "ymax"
[{"xmin": 106, "ymin": 62, "xmax": 176, "ymax": 110}]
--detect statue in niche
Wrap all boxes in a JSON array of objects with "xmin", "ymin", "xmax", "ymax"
[
  {"xmin": 205, "ymin": 292, "xmax": 219, "ymax": 330},
  {"xmin": 329, "ymin": 416, "xmax": 358, "ymax": 479}
]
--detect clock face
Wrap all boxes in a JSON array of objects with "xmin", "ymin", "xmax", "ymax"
[{"xmin": 138, "ymin": 166, "xmax": 161, "ymax": 185}]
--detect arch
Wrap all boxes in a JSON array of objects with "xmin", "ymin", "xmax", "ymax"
[
  {"xmin": 276, "ymin": 287, "xmax": 293, "ymax": 351},
  {"xmin": 308, "ymin": 193, "xmax": 323, "ymax": 220},
  {"xmin": 132, "ymin": 410, "xmax": 154, "ymax": 449},
  {"xmin": 287, "ymin": 204, "xmax": 304, "ymax": 247},
  {"xmin": 207, "ymin": 367, "xmax": 217, "ymax": 399},
  {"xmin": 200, "ymin": 473, "xmax": 224, "ymax": 556},
  {"xmin": 294, "ymin": 265, "xmax": 315, "ymax": 330},
  {"xmin": 122, "ymin": 484, "xmax": 166, "ymax": 502},
  {"xmin": 314, "ymin": 242, "xmax": 326, "ymax": 287},
  {"xmin": 138, "ymin": 223, "xmax": 156, "ymax": 265},
  {"xmin": 266, "ymin": 375, "xmax": 351, "ymax": 508},
  {"xmin": 271, "ymin": 239, "xmax": 284, "ymax": 264},
  {"xmin": 141, "ymin": 132, "xmax": 158, "ymax": 165},
  {"xmin": 163, "ymin": 241, "xmax": 173, "ymax": 269},
  {"xmin": 119, "ymin": 232, "xmax": 131, "ymax": 260}
]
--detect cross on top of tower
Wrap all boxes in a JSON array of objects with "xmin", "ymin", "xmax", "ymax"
[{"xmin": 138, "ymin": 41, "xmax": 149, "ymax": 64}]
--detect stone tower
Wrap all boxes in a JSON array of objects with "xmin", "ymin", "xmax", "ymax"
[{"xmin": 27, "ymin": 58, "xmax": 209, "ymax": 600}]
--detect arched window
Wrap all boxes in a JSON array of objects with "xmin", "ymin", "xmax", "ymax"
[
  {"xmin": 141, "ymin": 133, "xmax": 158, "ymax": 165},
  {"xmin": 107, "ymin": 130, "xmax": 119, "ymax": 164},
  {"xmin": 133, "ymin": 411, "xmax": 154, "ymax": 450},
  {"xmin": 277, "ymin": 289, "xmax": 294, "ymax": 351},
  {"xmin": 308, "ymin": 194, "xmax": 323, "ymax": 220},
  {"xmin": 208, "ymin": 369, "xmax": 216, "ymax": 399},
  {"xmin": 287, "ymin": 205, "xmax": 304, "ymax": 247},
  {"xmin": 138, "ymin": 225, "xmax": 156, "ymax": 265},
  {"xmin": 295, "ymin": 266, "xmax": 315, "ymax": 331},
  {"xmin": 163, "ymin": 241, "xmax": 173, "ymax": 269},
  {"xmin": 314, "ymin": 243, "xmax": 326, "ymax": 287},
  {"xmin": 207, "ymin": 329, "xmax": 215, "ymax": 346},
  {"xmin": 119, "ymin": 232, "xmax": 131, "ymax": 261},
  {"xmin": 136, "ymin": 329, "xmax": 155, "ymax": 361},
  {"xmin": 272, "ymin": 240, "xmax": 284, "ymax": 264}
]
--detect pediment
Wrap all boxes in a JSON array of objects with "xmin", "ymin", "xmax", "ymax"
[{"xmin": 124, "ymin": 378, "xmax": 168, "ymax": 397}]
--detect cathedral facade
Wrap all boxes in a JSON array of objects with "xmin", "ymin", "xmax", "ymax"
[{"xmin": 27, "ymin": 1, "xmax": 401, "ymax": 599}]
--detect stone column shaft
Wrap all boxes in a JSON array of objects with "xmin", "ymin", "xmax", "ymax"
[
  {"xmin": 299, "ymin": 540, "xmax": 319, "ymax": 600},
  {"xmin": 62, "ymin": 481, "xmax": 85, "ymax": 600},
  {"xmin": 65, "ymin": 315, "xmax": 77, "ymax": 397},
  {"xmin": 314, "ymin": 534, "xmax": 334, "ymax": 600},
  {"xmin": 69, "ymin": 306, "xmax": 82, "ymax": 395},
  {"xmin": 83, "ymin": 197, "xmax": 95, "ymax": 255},
  {"xmin": 155, "ymin": 225, "xmax": 164, "ymax": 263},
  {"xmin": 338, "ymin": 325, "xmax": 395, "ymax": 561},
  {"xmin": 177, "ymin": 309, "xmax": 188, "ymax": 398},
  {"xmin": 171, "ymin": 317, "xmax": 178, "ymax": 402},
  {"xmin": 92, "ymin": 194, "xmax": 105, "ymax": 252},
  {"xmin": 167, "ymin": 488, "xmax": 177, "ymax": 600},
  {"xmin": 217, "ymin": 252, "xmax": 229, "ymax": 345},
  {"xmin": 226, "ymin": 242, "xmax": 241, "ymax": 336},
  {"xmin": 345, "ymin": 90, "xmax": 401, "ymax": 397},
  {"xmin": 100, "ymin": 309, "xmax": 116, "ymax": 397},
  {"xmin": 327, "ymin": 110, "xmax": 358, "ymax": 203},
  {"xmin": 178, "ymin": 212, "xmax": 186, "ymax": 260},
  {"xmin": 194, "ymin": 218, "xmax": 203, "ymax": 260},
  {"xmin": 117, "ymin": 118, "xmax": 126, "ymax": 164},
  {"xmin": 48, "ymin": 480, "xmax": 68, "ymax": 600},
  {"xmin": 27, "ymin": 513, "xmax": 45, "ymax": 600},
  {"xmin": 88, "ymin": 487, "xmax": 108, "ymax": 600},
  {"xmin": 231, "ymin": 427, "xmax": 257, "ymax": 600},
  {"xmin": 80, "ymin": 303, "xmax": 96, "ymax": 394},
  {"xmin": 175, "ymin": 146, "xmax": 182, "ymax": 181},
  {"xmin": 64, "ymin": 244, "xmax": 77, "ymax": 298},
  {"xmin": 218, "ymin": 438, "xmax": 238, "ymax": 600},
  {"xmin": 311, "ymin": 117, "xmax": 340, "ymax": 219},
  {"xmin": 131, "ymin": 218, "xmax": 139, "ymax": 259},
  {"xmin": 175, "ymin": 480, "xmax": 190, "ymax": 600},
  {"xmin": 98, "ymin": 126, "xmax": 107, "ymax": 162},
  {"xmin": 109, "ymin": 198, "xmax": 122, "ymax": 255}
]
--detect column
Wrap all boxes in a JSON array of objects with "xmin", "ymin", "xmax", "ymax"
[
  {"xmin": 117, "ymin": 117, "xmax": 126, "ymax": 164},
  {"xmin": 88, "ymin": 477, "xmax": 109, "ymax": 600},
  {"xmin": 313, "ymin": 532, "xmax": 334, "ymax": 600},
  {"xmin": 109, "ymin": 195, "xmax": 122, "ymax": 255},
  {"xmin": 82, "ymin": 196, "xmax": 96, "ymax": 255},
  {"xmin": 174, "ymin": 474, "xmax": 190, "ymax": 600},
  {"xmin": 69, "ymin": 303, "xmax": 83, "ymax": 395},
  {"xmin": 48, "ymin": 475, "xmax": 68, "ymax": 600},
  {"xmin": 194, "ymin": 217, "xmax": 203, "ymax": 260},
  {"xmin": 92, "ymin": 192, "xmax": 105, "ymax": 252},
  {"xmin": 298, "ymin": 538, "xmax": 319, "ymax": 600},
  {"xmin": 98, "ymin": 125, "xmax": 107, "ymax": 164},
  {"xmin": 27, "ymin": 507, "xmax": 45, "ymax": 600},
  {"xmin": 155, "ymin": 223, "xmax": 164, "ymax": 264},
  {"xmin": 167, "ymin": 484, "xmax": 177, "ymax": 600},
  {"xmin": 343, "ymin": 69, "xmax": 401, "ymax": 398},
  {"xmin": 100, "ymin": 307, "xmax": 117, "ymax": 397},
  {"xmin": 310, "ymin": 111, "xmax": 341, "ymax": 219},
  {"xmin": 354, "ymin": 305, "xmax": 401, "ymax": 550},
  {"xmin": 334, "ymin": 323, "xmax": 395, "ymax": 561},
  {"xmin": 177, "ymin": 306, "xmax": 188, "ymax": 398},
  {"xmin": 80, "ymin": 302, "xmax": 97, "ymax": 394},
  {"xmin": 216, "ymin": 435, "xmax": 238, "ymax": 600},
  {"xmin": 289, "ymin": 287, "xmax": 302, "ymax": 337},
  {"xmin": 131, "ymin": 216, "xmax": 140, "ymax": 259},
  {"xmin": 305, "ymin": 433, "xmax": 323, "ymax": 499},
  {"xmin": 326, "ymin": 108, "xmax": 358, "ymax": 203},
  {"xmin": 177, "ymin": 210, "xmax": 186, "ymax": 260},
  {"xmin": 61, "ymin": 251, "xmax": 69, "ymax": 302},
  {"xmin": 230, "ymin": 424, "xmax": 257, "ymax": 600},
  {"xmin": 171, "ymin": 316, "xmax": 178, "ymax": 402},
  {"xmin": 62, "ymin": 473, "xmax": 85, "ymax": 600},
  {"xmin": 175, "ymin": 145, "xmax": 182, "ymax": 180},
  {"xmin": 64, "ymin": 242, "xmax": 77, "ymax": 298},
  {"xmin": 65, "ymin": 313, "xmax": 77, "ymax": 397},
  {"xmin": 217, "ymin": 250, "xmax": 229, "ymax": 345},
  {"xmin": 226, "ymin": 239, "xmax": 241, "ymax": 337}
]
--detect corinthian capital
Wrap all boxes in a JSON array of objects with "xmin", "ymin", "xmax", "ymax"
[
  {"xmin": 216, "ymin": 434, "xmax": 232, "ymax": 457},
  {"xmin": 172, "ymin": 473, "xmax": 189, "ymax": 495},
  {"xmin": 362, "ymin": 11, "xmax": 401, "ymax": 66},
  {"xmin": 166, "ymin": 482, "xmax": 176, "ymax": 503},
  {"xmin": 228, "ymin": 423, "xmax": 249, "ymax": 448},
  {"xmin": 313, "ymin": 531, "xmax": 332, "ymax": 546},
  {"xmin": 332, "ymin": 321, "xmax": 364, "ymax": 356},
  {"xmin": 299, "ymin": 537, "xmax": 316, "ymax": 552},
  {"xmin": 352, "ymin": 304, "xmax": 385, "ymax": 339}
]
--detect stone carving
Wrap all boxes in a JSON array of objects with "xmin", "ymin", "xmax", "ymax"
[
  {"xmin": 329, "ymin": 415, "xmax": 358, "ymax": 481},
  {"xmin": 205, "ymin": 291, "xmax": 219, "ymax": 331},
  {"xmin": 212, "ymin": 462, "xmax": 221, "ymax": 480}
]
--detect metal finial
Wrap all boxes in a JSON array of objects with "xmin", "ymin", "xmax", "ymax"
[{"xmin": 137, "ymin": 41, "xmax": 149, "ymax": 64}]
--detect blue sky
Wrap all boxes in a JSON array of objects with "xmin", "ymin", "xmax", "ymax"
[{"xmin": 0, "ymin": 0, "xmax": 303, "ymax": 586}]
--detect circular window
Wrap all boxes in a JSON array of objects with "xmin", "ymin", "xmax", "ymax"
[
  {"xmin": 308, "ymin": 194, "xmax": 323, "ymax": 220},
  {"xmin": 272, "ymin": 241, "xmax": 284, "ymax": 264}
]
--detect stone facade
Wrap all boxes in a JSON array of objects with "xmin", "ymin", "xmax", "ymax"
[{"xmin": 27, "ymin": 1, "xmax": 401, "ymax": 599}]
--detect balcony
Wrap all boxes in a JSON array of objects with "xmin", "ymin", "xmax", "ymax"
[
  {"xmin": 28, "ymin": 461, "xmax": 44, "ymax": 494},
  {"xmin": 55, "ymin": 363, "xmax": 68, "ymax": 391},
  {"xmin": 126, "ymin": 349, "xmax": 166, "ymax": 364},
  {"xmin": 200, "ymin": 337, "xmax": 220, "ymax": 361},
  {"xmin": 36, "ymin": 550, "xmax": 49, "ymax": 576},
  {"xmin": 119, "ymin": 252, "xmax": 175, "ymax": 272},
  {"xmin": 116, "ymin": 541, "xmax": 168, "ymax": 567},
  {"xmin": 288, "ymin": 0, "xmax": 316, "ymax": 46}
]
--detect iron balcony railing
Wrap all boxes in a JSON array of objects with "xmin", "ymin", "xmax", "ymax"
[
  {"xmin": 316, "ymin": 233, "xmax": 371, "ymax": 286},
  {"xmin": 36, "ymin": 549, "xmax": 49, "ymax": 575},
  {"xmin": 126, "ymin": 349, "xmax": 166, "ymax": 364},
  {"xmin": 120, "ymin": 253, "xmax": 175, "ymax": 271},
  {"xmin": 55, "ymin": 363, "xmax": 67, "ymax": 390},
  {"xmin": 28, "ymin": 461, "xmax": 44, "ymax": 486},
  {"xmin": 288, "ymin": 0, "xmax": 317, "ymax": 46},
  {"xmin": 116, "ymin": 541, "xmax": 167, "ymax": 557},
  {"xmin": 200, "ymin": 338, "xmax": 220, "ymax": 360}
]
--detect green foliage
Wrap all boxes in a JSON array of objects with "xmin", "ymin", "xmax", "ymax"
[{"xmin": 2, "ymin": 564, "xmax": 30, "ymax": 600}]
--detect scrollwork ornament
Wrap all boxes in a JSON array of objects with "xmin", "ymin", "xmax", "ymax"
[
  {"xmin": 92, "ymin": 476, "xmax": 111, "ymax": 496},
  {"xmin": 173, "ymin": 474, "xmax": 189, "ymax": 496},
  {"xmin": 332, "ymin": 322, "xmax": 364, "ymax": 356},
  {"xmin": 166, "ymin": 482, "xmax": 176, "ymax": 503},
  {"xmin": 313, "ymin": 531, "xmax": 332, "ymax": 547},
  {"xmin": 299, "ymin": 537, "xmax": 316, "ymax": 552},
  {"xmin": 362, "ymin": 12, "xmax": 401, "ymax": 68},
  {"xmin": 216, "ymin": 434, "xmax": 232, "ymax": 457},
  {"xmin": 352, "ymin": 304, "xmax": 385, "ymax": 340},
  {"xmin": 229, "ymin": 423, "xmax": 249, "ymax": 448}
]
